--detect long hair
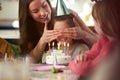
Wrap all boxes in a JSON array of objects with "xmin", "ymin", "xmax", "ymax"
[
  {"xmin": 91, "ymin": 1, "xmax": 120, "ymax": 79},
  {"xmin": 19, "ymin": 0, "xmax": 53, "ymax": 53},
  {"xmin": 92, "ymin": 0, "xmax": 120, "ymax": 39}
]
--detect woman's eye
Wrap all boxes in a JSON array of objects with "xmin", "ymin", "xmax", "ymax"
[
  {"xmin": 42, "ymin": 5, "xmax": 46, "ymax": 8},
  {"xmin": 32, "ymin": 9, "xmax": 39, "ymax": 13},
  {"xmin": 42, "ymin": 3, "xmax": 47, "ymax": 8}
]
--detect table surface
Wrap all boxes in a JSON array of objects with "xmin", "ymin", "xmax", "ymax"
[{"xmin": 30, "ymin": 64, "xmax": 80, "ymax": 80}]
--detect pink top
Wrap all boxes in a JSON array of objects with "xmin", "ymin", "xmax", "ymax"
[{"xmin": 68, "ymin": 36, "xmax": 114, "ymax": 76}]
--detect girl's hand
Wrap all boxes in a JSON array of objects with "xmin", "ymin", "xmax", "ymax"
[
  {"xmin": 74, "ymin": 54, "xmax": 88, "ymax": 63},
  {"xmin": 41, "ymin": 21, "xmax": 61, "ymax": 44}
]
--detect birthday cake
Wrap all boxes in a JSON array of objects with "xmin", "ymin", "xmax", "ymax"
[{"xmin": 46, "ymin": 50, "xmax": 71, "ymax": 64}]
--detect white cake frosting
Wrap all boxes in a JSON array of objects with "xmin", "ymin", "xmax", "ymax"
[{"xmin": 46, "ymin": 50, "xmax": 71, "ymax": 64}]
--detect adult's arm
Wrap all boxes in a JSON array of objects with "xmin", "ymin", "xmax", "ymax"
[{"xmin": 70, "ymin": 9, "xmax": 98, "ymax": 47}]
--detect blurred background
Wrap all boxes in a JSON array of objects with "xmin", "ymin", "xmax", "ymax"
[{"xmin": 0, "ymin": 0, "xmax": 95, "ymax": 44}]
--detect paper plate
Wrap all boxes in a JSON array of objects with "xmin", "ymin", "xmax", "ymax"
[{"xmin": 32, "ymin": 65, "xmax": 67, "ymax": 71}]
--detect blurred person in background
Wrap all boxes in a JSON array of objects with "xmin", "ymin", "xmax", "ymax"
[{"xmin": 0, "ymin": 6, "xmax": 12, "ymax": 59}]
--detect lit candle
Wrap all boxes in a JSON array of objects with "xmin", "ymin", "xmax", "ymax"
[
  {"xmin": 67, "ymin": 43, "xmax": 69, "ymax": 55},
  {"xmin": 48, "ymin": 43, "xmax": 51, "ymax": 54},
  {"xmin": 63, "ymin": 42, "xmax": 66, "ymax": 53},
  {"xmin": 57, "ymin": 42, "xmax": 60, "ymax": 50},
  {"xmin": 52, "ymin": 42, "xmax": 54, "ymax": 52},
  {"xmin": 4, "ymin": 53, "xmax": 7, "ymax": 63}
]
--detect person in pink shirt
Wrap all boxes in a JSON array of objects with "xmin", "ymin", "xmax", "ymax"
[{"xmin": 69, "ymin": 0, "xmax": 120, "ymax": 77}]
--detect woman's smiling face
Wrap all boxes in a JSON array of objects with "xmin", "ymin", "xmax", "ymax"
[{"xmin": 29, "ymin": 0, "xmax": 51, "ymax": 23}]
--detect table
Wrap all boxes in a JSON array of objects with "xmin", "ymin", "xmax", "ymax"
[{"xmin": 30, "ymin": 64, "xmax": 80, "ymax": 80}]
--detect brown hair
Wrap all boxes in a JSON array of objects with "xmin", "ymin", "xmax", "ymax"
[
  {"xmin": 19, "ymin": 0, "xmax": 54, "ymax": 53},
  {"xmin": 53, "ymin": 14, "xmax": 75, "ymax": 29},
  {"xmin": 92, "ymin": 0, "xmax": 120, "ymax": 39}
]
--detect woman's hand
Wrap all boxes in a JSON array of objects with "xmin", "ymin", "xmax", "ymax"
[
  {"xmin": 74, "ymin": 54, "xmax": 88, "ymax": 63},
  {"xmin": 59, "ymin": 17, "xmax": 97, "ymax": 46},
  {"xmin": 31, "ymin": 21, "xmax": 61, "ymax": 63},
  {"xmin": 40, "ymin": 21, "xmax": 61, "ymax": 44},
  {"xmin": 60, "ymin": 18, "xmax": 85, "ymax": 40}
]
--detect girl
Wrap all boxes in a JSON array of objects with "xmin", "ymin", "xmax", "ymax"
[
  {"xmin": 69, "ymin": 0, "xmax": 120, "ymax": 77},
  {"xmin": 42, "ymin": 14, "xmax": 89, "ymax": 63}
]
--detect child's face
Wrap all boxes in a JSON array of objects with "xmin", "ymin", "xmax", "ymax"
[{"xmin": 54, "ymin": 20, "xmax": 72, "ymax": 43}]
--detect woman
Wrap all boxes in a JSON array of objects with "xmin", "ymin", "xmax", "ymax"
[{"xmin": 19, "ymin": 0, "xmax": 96, "ymax": 63}]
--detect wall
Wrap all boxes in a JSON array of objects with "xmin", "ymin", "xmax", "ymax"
[{"xmin": 0, "ymin": 0, "xmax": 94, "ymax": 41}]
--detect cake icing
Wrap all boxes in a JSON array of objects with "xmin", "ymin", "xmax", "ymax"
[{"xmin": 46, "ymin": 50, "xmax": 71, "ymax": 64}]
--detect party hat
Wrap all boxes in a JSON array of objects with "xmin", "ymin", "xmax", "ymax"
[{"xmin": 56, "ymin": 0, "xmax": 70, "ymax": 16}]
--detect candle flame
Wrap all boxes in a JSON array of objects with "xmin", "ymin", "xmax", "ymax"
[
  {"xmin": 64, "ymin": 42, "xmax": 66, "ymax": 46},
  {"xmin": 57, "ymin": 42, "xmax": 60, "ymax": 50},
  {"xmin": 52, "ymin": 42, "xmax": 54, "ymax": 46},
  {"xmin": 67, "ymin": 43, "xmax": 69, "ymax": 47},
  {"xmin": 48, "ymin": 43, "xmax": 50, "ymax": 46}
]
